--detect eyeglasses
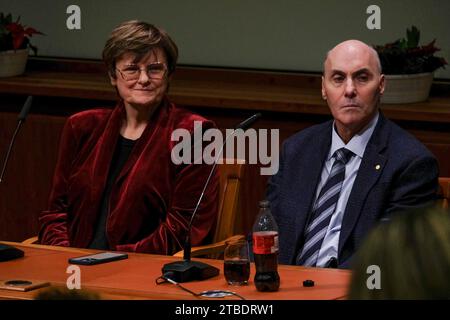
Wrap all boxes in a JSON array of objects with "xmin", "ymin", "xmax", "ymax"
[{"xmin": 116, "ymin": 62, "xmax": 167, "ymax": 81}]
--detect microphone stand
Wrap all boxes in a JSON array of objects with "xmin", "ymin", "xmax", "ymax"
[
  {"xmin": 0, "ymin": 96, "xmax": 33, "ymax": 262},
  {"xmin": 162, "ymin": 113, "xmax": 261, "ymax": 282},
  {"xmin": 0, "ymin": 119, "xmax": 25, "ymax": 183},
  {"xmin": 0, "ymin": 96, "xmax": 33, "ymax": 183}
]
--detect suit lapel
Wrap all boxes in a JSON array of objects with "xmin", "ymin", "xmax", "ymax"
[
  {"xmin": 114, "ymin": 99, "xmax": 170, "ymax": 185},
  {"xmin": 292, "ymin": 122, "xmax": 332, "ymax": 259},
  {"xmin": 338, "ymin": 114, "xmax": 389, "ymax": 254},
  {"xmin": 88, "ymin": 99, "xmax": 170, "ymax": 211},
  {"xmin": 90, "ymin": 102, "xmax": 124, "ymax": 203}
]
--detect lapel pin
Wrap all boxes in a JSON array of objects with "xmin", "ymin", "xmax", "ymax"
[{"xmin": 375, "ymin": 164, "xmax": 381, "ymax": 170}]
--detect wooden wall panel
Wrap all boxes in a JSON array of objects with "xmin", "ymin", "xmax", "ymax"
[{"xmin": 0, "ymin": 112, "xmax": 64, "ymax": 241}]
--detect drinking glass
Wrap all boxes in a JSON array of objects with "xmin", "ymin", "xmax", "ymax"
[{"xmin": 223, "ymin": 239, "xmax": 250, "ymax": 285}]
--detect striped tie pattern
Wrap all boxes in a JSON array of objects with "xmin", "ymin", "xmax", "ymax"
[{"xmin": 296, "ymin": 148, "xmax": 354, "ymax": 266}]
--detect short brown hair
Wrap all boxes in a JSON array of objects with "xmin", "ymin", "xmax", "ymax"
[{"xmin": 102, "ymin": 20, "xmax": 178, "ymax": 78}]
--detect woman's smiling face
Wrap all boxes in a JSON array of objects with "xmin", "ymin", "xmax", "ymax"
[{"xmin": 111, "ymin": 48, "xmax": 169, "ymax": 109}]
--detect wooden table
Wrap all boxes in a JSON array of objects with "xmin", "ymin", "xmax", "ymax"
[{"xmin": 0, "ymin": 242, "xmax": 350, "ymax": 300}]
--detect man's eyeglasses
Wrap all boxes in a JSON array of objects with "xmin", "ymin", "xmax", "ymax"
[{"xmin": 116, "ymin": 62, "xmax": 167, "ymax": 81}]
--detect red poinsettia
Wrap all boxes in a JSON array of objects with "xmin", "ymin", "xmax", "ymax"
[
  {"xmin": 6, "ymin": 22, "xmax": 43, "ymax": 50},
  {"xmin": 0, "ymin": 13, "xmax": 44, "ymax": 54}
]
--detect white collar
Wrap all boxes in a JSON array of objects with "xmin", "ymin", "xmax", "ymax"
[{"xmin": 328, "ymin": 111, "xmax": 379, "ymax": 160}]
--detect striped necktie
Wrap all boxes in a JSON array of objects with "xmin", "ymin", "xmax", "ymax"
[{"xmin": 296, "ymin": 147, "xmax": 354, "ymax": 266}]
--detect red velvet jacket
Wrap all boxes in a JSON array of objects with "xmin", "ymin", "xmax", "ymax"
[{"xmin": 38, "ymin": 98, "xmax": 219, "ymax": 254}]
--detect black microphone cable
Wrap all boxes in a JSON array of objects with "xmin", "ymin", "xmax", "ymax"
[{"xmin": 155, "ymin": 273, "xmax": 246, "ymax": 300}]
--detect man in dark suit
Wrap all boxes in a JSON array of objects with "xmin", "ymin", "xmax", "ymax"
[{"xmin": 266, "ymin": 40, "xmax": 439, "ymax": 269}]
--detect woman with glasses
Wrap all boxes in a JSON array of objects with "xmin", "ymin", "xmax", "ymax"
[{"xmin": 38, "ymin": 20, "xmax": 219, "ymax": 254}]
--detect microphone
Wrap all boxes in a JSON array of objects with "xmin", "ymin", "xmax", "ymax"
[
  {"xmin": 0, "ymin": 96, "xmax": 33, "ymax": 183},
  {"xmin": 162, "ymin": 113, "xmax": 262, "ymax": 282},
  {"xmin": 234, "ymin": 113, "xmax": 261, "ymax": 130},
  {"xmin": 18, "ymin": 95, "xmax": 33, "ymax": 121},
  {"xmin": 0, "ymin": 96, "xmax": 32, "ymax": 262}
]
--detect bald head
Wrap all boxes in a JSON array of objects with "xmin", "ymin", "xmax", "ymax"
[
  {"xmin": 323, "ymin": 40, "xmax": 382, "ymax": 75},
  {"xmin": 321, "ymin": 39, "xmax": 385, "ymax": 143}
]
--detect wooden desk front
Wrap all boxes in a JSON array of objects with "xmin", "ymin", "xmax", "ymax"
[{"xmin": 0, "ymin": 242, "xmax": 350, "ymax": 300}]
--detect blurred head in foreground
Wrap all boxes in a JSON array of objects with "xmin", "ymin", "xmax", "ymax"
[
  {"xmin": 349, "ymin": 206, "xmax": 450, "ymax": 299},
  {"xmin": 34, "ymin": 286, "xmax": 100, "ymax": 300}
]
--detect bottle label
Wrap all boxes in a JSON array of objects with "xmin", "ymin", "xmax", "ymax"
[{"xmin": 252, "ymin": 231, "xmax": 279, "ymax": 254}]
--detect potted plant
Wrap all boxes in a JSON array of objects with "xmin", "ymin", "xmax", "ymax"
[
  {"xmin": 0, "ymin": 12, "xmax": 43, "ymax": 77},
  {"xmin": 374, "ymin": 26, "xmax": 447, "ymax": 104}
]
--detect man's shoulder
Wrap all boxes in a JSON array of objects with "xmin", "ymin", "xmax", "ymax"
[
  {"xmin": 382, "ymin": 118, "xmax": 435, "ymax": 159},
  {"xmin": 283, "ymin": 120, "xmax": 332, "ymax": 150}
]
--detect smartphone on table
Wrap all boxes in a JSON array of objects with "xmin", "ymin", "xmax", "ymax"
[{"xmin": 68, "ymin": 252, "xmax": 128, "ymax": 265}]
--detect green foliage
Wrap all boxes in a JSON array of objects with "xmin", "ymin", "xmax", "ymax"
[{"xmin": 374, "ymin": 26, "xmax": 447, "ymax": 74}]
